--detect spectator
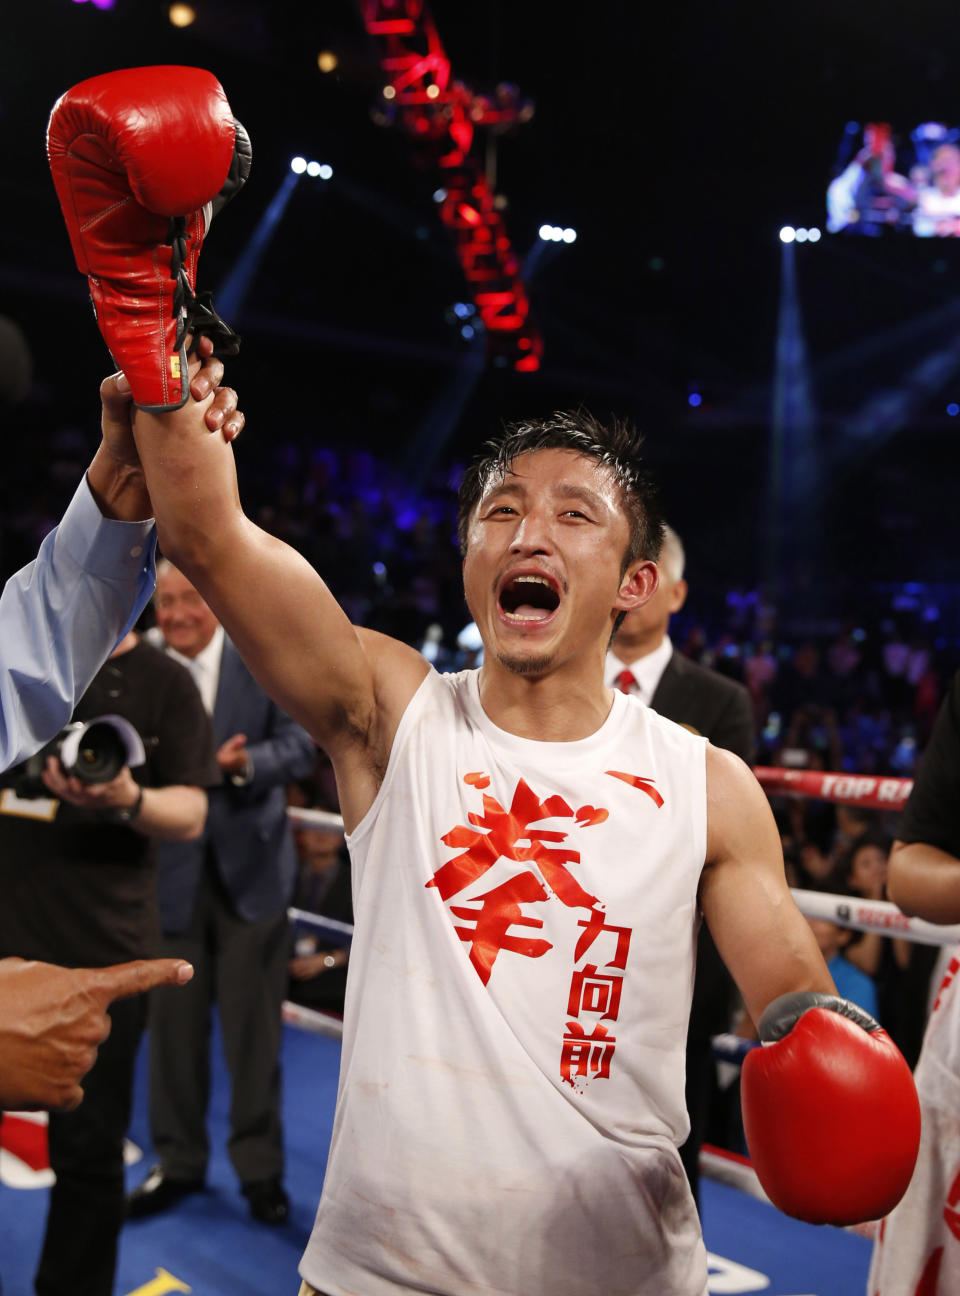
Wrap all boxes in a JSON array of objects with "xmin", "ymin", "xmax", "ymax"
[
  {"xmin": 743, "ymin": 639, "xmax": 777, "ymax": 731},
  {"xmin": 829, "ymin": 829, "xmax": 936, "ymax": 1069},
  {"xmin": 913, "ymin": 143, "xmax": 960, "ymax": 236},
  {"xmin": 805, "ymin": 915, "xmax": 879, "ymax": 1019},
  {"xmin": 288, "ymin": 811, "xmax": 352, "ymax": 1018},
  {"xmin": 126, "ymin": 563, "xmax": 315, "ymax": 1227}
]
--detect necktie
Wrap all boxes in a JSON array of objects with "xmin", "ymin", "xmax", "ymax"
[{"xmin": 616, "ymin": 668, "xmax": 637, "ymax": 695}]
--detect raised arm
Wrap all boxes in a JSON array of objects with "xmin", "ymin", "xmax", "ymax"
[{"xmin": 131, "ymin": 391, "xmax": 428, "ymax": 827}]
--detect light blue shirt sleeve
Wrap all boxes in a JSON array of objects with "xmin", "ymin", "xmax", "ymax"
[{"xmin": 0, "ymin": 474, "xmax": 157, "ymax": 771}]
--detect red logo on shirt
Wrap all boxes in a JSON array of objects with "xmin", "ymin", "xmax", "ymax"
[{"xmin": 430, "ymin": 773, "xmax": 662, "ymax": 1091}]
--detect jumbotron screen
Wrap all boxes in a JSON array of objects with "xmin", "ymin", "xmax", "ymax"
[{"xmin": 827, "ymin": 121, "xmax": 960, "ymax": 237}]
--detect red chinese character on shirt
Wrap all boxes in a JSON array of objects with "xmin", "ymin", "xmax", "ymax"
[
  {"xmin": 429, "ymin": 776, "xmax": 611, "ymax": 980},
  {"xmin": 451, "ymin": 871, "xmax": 553, "ymax": 985},
  {"xmin": 429, "ymin": 776, "xmax": 603, "ymax": 910},
  {"xmin": 560, "ymin": 1021, "xmax": 616, "ymax": 1087},
  {"xmin": 566, "ymin": 965, "xmax": 624, "ymax": 1020},
  {"xmin": 574, "ymin": 912, "xmax": 632, "ymax": 967}
]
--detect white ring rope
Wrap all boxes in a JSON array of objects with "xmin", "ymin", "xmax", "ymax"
[
  {"xmin": 791, "ymin": 887, "xmax": 960, "ymax": 948},
  {"xmin": 286, "ymin": 806, "xmax": 346, "ymax": 832},
  {"xmin": 288, "ymin": 888, "xmax": 960, "ymax": 947}
]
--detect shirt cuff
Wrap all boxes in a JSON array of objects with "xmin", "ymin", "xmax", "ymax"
[
  {"xmin": 229, "ymin": 755, "xmax": 255, "ymax": 787},
  {"xmin": 56, "ymin": 475, "xmax": 156, "ymax": 579}
]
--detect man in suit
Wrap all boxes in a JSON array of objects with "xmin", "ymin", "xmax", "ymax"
[
  {"xmin": 606, "ymin": 524, "xmax": 755, "ymax": 1207},
  {"xmin": 127, "ymin": 561, "xmax": 316, "ymax": 1225},
  {"xmin": 606, "ymin": 525, "xmax": 754, "ymax": 755}
]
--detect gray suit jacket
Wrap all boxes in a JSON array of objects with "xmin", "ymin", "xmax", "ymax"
[{"xmin": 155, "ymin": 636, "xmax": 316, "ymax": 933}]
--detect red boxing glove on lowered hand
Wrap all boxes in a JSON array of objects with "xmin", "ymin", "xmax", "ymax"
[
  {"xmin": 741, "ymin": 991, "xmax": 920, "ymax": 1225},
  {"xmin": 46, "ymin": 65, "xmax": 250, "ymax": 411}
]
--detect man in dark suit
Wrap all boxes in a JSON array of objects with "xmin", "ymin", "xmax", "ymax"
[
  {"xmin": 127, "ymin": 561, "xmax": 316, "ymax": 1225},
  {"xmin": 606, "ymin": 525, "xmax": 754, "ymax": 755},
  {"xmin": 606, "ymin": 524, "xmax": 755, "ymax": 1208}
]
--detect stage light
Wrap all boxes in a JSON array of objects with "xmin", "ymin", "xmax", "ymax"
[
  {"xmin": 426, "ymin": 84, "xmax": 440, "ymax": 100},
  {"xmin": 383, "ymin": 85, "xmax": 396, "ymax": 100},
  {"xmin": 317, "ymin": 50, "xmax": 338, "ymax": 73},
  {"xmin": 947, "ymin": 402, "xmax": 959, "ymax": 416},
  {"xmin": 795, "ymin": 228, "xmax": 809, "ymax": 243},
  {"xmin": 808, "ymin": 227, "xmax": 821, "ymax": 242},
  {"xmin": 779, "ymin": 226, "xmax": 796, "ymax": 243},
  {"xmin": 168, "ymin": 2, "xmax": 194, "ymax": 24},
  {"xmin": 461, "ymin": 325, "xmax": 475, "ymax": 339},
  {"xmin": 688, "ymin": 393, "xmax": 702, "ymax": 408},
  {"xmin": 318, "ymin": 164, "xmax": 333, "ymax": 180},
  {"xmin": 453, "ymin": 302, "xmax": 472, "ymax": 319},
  {"xmin": 290, "ymin": 157, "xmax": 307, "ymax": 174},
  {"xmin": 433, "ymin": 188, "xmax": 447, "ymax": 203},
  {"xmin": 561, "ymin": 228, "xmax": 577, "ymax": 243},
  {"xmin": 305, "ymin": 161, "xmax": 320, "ymax": 177}
]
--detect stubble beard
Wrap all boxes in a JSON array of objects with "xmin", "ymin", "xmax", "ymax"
[{"xmin": 495, "ymin": 647, "xmax": 556, "ymax": 676}]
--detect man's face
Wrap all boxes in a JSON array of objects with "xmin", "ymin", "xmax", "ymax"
[
  {"xmin": 461, "ymin": 448, "xmax": 655, "ymax": 676},
  {"xmin": 849, "ymin": 844, "xmax": 887, "ymax": 896},
  {"xmin": 154, "ymin": 566, "xmax": 219, "ymax": 659},
  {"xmin": 932, "ymin": 146, "xmax": 960, "ymax": 193}
]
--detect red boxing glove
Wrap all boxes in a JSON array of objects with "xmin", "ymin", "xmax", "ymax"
[
  {"xmin": 46, "ymin": 66, "xmax": 250, "ymax": 411},
  {"xmin": 741, "ymin": 991, "xmax": 920, "ymax": 1225}
]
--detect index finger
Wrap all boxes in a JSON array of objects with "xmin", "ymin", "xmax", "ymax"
[{"xmin": 87, "ymin": 958, "xmax": 195, "ymax": 1005}]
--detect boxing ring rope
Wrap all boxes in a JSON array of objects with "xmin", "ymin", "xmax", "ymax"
[{"xmin": 753, "ymin": 766, "xmax": 913, "ymax": 811}]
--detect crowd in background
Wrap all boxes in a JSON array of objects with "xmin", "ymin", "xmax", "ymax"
[{"xmin": 2, "ymin": 427, "xmax": 955, "ymax": 764}]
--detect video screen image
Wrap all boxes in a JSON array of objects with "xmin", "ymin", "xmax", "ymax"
[{"xmin": 827, "ymin": 121, "xmax": 960, "ymax": 237}]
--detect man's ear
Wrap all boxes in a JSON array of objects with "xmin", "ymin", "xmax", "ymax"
[
  {"xmin": 668, "ymin": 577, "xmax": 688, "ymax": 615},
  {"xmin": 614, "ymin": 559, "xmax": 658, "ymax": 613}
]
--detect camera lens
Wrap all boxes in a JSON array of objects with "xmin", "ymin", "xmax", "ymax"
[{"xmin": 68, "ymin": 722, "xmax": 128, "ymax": 785}]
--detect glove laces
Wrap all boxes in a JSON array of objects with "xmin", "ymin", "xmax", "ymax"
[{"xmin": 169, "ymin": 216, "xmax": 241, "ymax": 356}]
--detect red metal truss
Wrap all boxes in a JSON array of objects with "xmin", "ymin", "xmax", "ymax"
[{"xmin": 359, "ymin": 0, "xmax": 542, "ymax": 371}]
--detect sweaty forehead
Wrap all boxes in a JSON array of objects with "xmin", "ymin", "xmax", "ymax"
[{"xmin": 477, "ymin": 448, "xmax": 622, "ymax": 506}]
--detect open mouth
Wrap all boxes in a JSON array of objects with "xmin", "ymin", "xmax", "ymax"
[{"xmin": 498, "ymin": 574, "xmax": 561, "ymax": 622}]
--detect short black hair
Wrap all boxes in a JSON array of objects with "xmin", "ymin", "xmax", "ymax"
[{"xmin": 456, "ymin": 409, "xmax": 665, "ymax": 573}]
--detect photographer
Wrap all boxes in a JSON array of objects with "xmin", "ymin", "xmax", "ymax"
[{"xmin": 0, "ymin": 628, "xmax": 219, "ymax": 1296}]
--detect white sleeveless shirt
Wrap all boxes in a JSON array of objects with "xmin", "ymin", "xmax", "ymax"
[{"xmin": 301, "ymin": 669, "xmax": 710, "ymax": 1296}]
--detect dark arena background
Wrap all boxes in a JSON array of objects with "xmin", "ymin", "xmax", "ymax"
[
  {"xmin": 2, "ymin": 2, "xmax": 960, "ymax": 1293},
  {"xmin": 4, "ymin": 0, "xmax": 960, "ymax": 655}
]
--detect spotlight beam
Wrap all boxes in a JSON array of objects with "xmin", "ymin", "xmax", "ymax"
[{"xmin": 215, "ymin": 170, "xmax": 301, "ymax": 325}]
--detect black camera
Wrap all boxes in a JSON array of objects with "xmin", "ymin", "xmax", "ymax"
[{"xmin": 2, "ymin": 715, "xmax": 146, "ymax": 800}]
